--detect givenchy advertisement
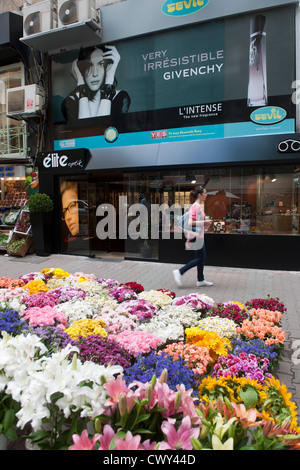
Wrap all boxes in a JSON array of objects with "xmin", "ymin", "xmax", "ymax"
[{"xmin": 52, "ymin": 5, "xmax": 295, "ymax": 150}]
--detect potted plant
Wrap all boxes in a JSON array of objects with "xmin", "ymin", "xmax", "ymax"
[{"xmin": 27, "ymin": 193, "xmax": 54, "ymax": 256}]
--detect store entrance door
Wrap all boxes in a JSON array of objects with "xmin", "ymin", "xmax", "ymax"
[{"xmin": 88, "ymin": 172, "xmax": 125, "ymax": 259}]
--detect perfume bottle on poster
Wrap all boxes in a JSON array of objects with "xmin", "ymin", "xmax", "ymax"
[{"xmin": 247, "ymin": 15, "xmax": 267, "ymax": 107}]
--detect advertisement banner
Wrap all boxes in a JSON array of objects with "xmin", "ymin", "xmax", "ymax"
[{"xmin": 52, "ymin": 6, "xmax": 295, "ymax": 151}]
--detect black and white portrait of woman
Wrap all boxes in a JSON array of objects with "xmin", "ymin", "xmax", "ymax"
[{"xmin": 61, "ymin": 44, "xmax": 131, "ymax": 122}]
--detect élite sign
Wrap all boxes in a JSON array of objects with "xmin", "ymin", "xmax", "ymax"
[
  {"xmin": 37, "ymin": 149, "xmax": 90, "ymax": 173},
  {"xmin": 43, "ymin": 153, "xmax": 68, "ymax": 168}
]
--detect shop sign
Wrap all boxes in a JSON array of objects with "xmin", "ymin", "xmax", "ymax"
[
  {"xmin": 36, "ymin": 149, "xmax": 90, "ymax": 173},
  {"xmin": 250, "ymin": 106, "xmax": 287, "ymax": 125},
  {"xmin": 161, "ymin": 0, "xmax": 210, "ymax": 17},
  {"xmin": 277, "ymin": 139, "xmax": 300, "ymax": 153}
]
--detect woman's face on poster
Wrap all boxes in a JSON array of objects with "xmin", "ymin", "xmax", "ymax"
[
  {"xmin": 62, "ymin": 188, "xmax": 79, "ymax": 236},
  {"xmin": 84, "ymin": 49, "xmax": 106, "ymax": 92}
]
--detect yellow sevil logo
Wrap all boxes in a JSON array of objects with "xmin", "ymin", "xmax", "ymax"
[{"xmin": 161, "ymin": 0, "xmax": 210, "ymax": 17}]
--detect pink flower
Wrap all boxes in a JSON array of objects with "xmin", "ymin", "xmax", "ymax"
[
  {"xmin": 114, "ymin": 431, "xmax": 143, "ymax": 450},
  {"xmin": 159, "ymin": 416, "xmax": 199, "ymax": 450},
  {"xmin": 69, "ymin": 430, "xmax": 100, "ymax": 450},
  {"xmin": 104, "ymin": 376, "xmax": 130, "ymax": 407},
  {"xmin": 98, "ymin": 425, "xmax": 116, "ymax": 450}
]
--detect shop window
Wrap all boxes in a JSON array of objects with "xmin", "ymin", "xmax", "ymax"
[{"xmin": 0, "ymin": 63, "xmax": 26, "ymax": 158}]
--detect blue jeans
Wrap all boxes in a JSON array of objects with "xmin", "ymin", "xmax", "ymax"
[{"xmin": 179, "ymin": 241, "xmax": 206, "ymax": 282}]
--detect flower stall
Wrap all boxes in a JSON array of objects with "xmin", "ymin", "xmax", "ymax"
[{"xmin": 0, "ymin": 268, "xmax": 299, "ymax": 452}]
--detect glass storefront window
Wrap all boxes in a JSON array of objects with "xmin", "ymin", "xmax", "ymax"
[{"xmin": 57, "ymin": 164, "xmax": 300, "ymax": 259}]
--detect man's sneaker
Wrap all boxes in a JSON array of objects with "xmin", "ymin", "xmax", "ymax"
[
  {"xmin": 173, "ymin": 269, "xmax": 182, "ymax": 286},
  {"xmin": 197, "ymin": 280, "xmax": 213, "ymax": 287}
]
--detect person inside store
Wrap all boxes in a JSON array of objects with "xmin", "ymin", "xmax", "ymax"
[
  {"xmin": 61, "ymin": 44, "xmax": 131, "ymax": 122},
  {"xmin": 173, "ymin": 186, "xmax": 213, "ymax": 288},
  {"xmin": 60, "ymin": 181, "xmax": 80, "ymax": 241}
]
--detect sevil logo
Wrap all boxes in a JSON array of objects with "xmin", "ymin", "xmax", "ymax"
[{"xmin": 277, "ymin": 139, "xmax": 300, "ymax": 153}]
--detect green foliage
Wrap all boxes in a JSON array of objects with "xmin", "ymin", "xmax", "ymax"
[{"xmin": 27, "ymin": 193, "xmax": 54, "ymax": 213}]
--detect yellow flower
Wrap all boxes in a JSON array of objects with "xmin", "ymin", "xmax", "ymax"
[
  {"xmin": 21, "ymin": 279, "xmax": 49, "ymax": 295},
  {"xmin": 64, "ymin": 318, "xmax": 107, "ymax": 340},
  {"xmin": 185, "ymin": 327, "xmax": 230, "ymax": 362}
]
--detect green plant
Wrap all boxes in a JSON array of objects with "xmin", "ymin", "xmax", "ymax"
[{"xmin": 27, "ymin": 193, "xmax": 54, "ymax": 213}]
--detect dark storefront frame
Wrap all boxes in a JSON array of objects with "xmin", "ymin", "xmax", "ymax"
[{"xmin": 37, "ymin": 133, "xmax": 300, "ymax": 270}]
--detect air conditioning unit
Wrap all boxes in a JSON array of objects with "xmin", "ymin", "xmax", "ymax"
[
  {"xmin": 57, "ymin": 0, "xmax": 98, "ymax": 27},
  {"xmin": 22, "ymin": 0, "xmax": 58, "ymax": 37},
  {"xmin": 6, "ymin": 85, "xmax": 46, "ymax": 119}
]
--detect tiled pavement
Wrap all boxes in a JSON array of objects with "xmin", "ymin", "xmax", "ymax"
[{"xmin": 1, "ymin": 252, "xmax": 300, "ymax": 445}]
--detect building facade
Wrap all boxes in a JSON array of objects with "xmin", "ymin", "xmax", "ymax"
[{"xmin": 2, "ymin": 0, "xmax": 300, "ymax": 269}]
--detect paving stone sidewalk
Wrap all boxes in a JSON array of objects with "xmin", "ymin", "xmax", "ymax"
[{"xmin": 1, "ymin": 252, "xmax": 300, "ymax": 441}]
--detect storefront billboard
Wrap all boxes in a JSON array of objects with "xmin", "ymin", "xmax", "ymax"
[{"xmin": 52, "ymin": 6, "xmax": 295, "ymax": 151}]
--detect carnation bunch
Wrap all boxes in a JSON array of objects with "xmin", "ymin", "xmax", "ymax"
[
  {"xmin": 110, "ymin": 330, "xmax": 162, "ymax": 357},
  {"xmin": 236, "ymin": 308, "xmax": 285, "ymax": 347},
  {"xmin": 21, "ymin": 305, "xmax": 68, "ymax": 329},
  {"xmin": 161, "ymin": 342, "xmax": 212, "ymax": 376}
]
